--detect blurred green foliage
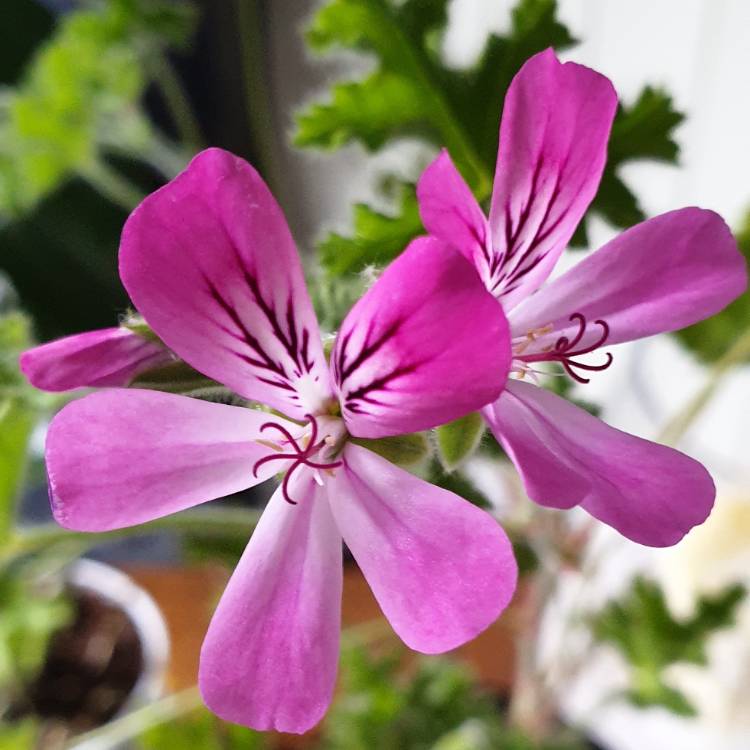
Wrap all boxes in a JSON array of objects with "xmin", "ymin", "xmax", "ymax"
[
  {"xmin": 0, "ymin": 572, "xmax": 71, "ymax": 706},
  {"xmin": 296, "ymin": 0, "xmax": 684, "ymax": 294},
  {"xmin": 592, "ymin": 576, "xmax": 746, "ymax": 715},
  {"xmin": 0, "ymin": 312, "xmax": 45, "ymax": 542},
  {"xmin": 0, "ymin": 719, "xmax": 37, "ymax": 749},
  {"xmin": 317, "ymin": 646, "xmax": 587, "ymax": 750},
  {"xmin": 0, "ymin": 0, "xmax": 198, "ymax": 338},
  {"xmin": 140, "ymin": 706, "xmax": 267, "ymax": 750},
  {"xmin": 676, "ymin": 210, "xmax": 750, "ymax": 362},
  {"xmin": 0, "ymin": 0, "xmax": 196, "ymax": 216}
]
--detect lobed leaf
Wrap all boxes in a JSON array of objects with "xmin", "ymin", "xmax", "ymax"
[
  {"xmin": 592, "ymin": 576, "xmax": 746, "ymax": 715},
  {"xmin": 674, "ymin": 210, "xmax": 750, "ymax": 362}
]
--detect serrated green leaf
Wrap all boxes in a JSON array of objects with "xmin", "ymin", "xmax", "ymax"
[
  {"xmin": 295, "ymin": 72, "xmax": 429, "ymax": 151},
  {"xmin": 435, "ymin": 412, "xmax": 484, "ymax": 472},
  {"xmin": 574, "ymin": 87, "xmax": 685, "ymax": 245},
  {"xmin": 592, "ymin": 577, "xmax": 746, "ymax": 715},
  {"xmin": 352, "ymin": 432, "xmax": 431, "ymax": 467},
  {"xmin": 299, "ymin": 0, "xmax": 684, "ymax": 275},
  {"xmin": 675, "ymin": 211, "xmax": 750, "ymax": 362},
  {"xmin": 318, "ymin": 183, "xmax": 423, "ymax": 276}
]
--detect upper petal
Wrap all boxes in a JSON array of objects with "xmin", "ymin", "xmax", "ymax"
[
  {"xmin": 416, "ymin": 149, "xmax": 491, "ymax": 269},
  {"xmin": 508, "ymin": 208, "xmax": 748, "ymax": 350},
  {"xmin": 332, "ymin": 237, "xmax": 511, "ymax": 439},
  {"xmin": 327, "ymin": 443, "xmax": 517, "ymax": 653},
  {"xmin": 200, "ymin": 472, "xmax": 342, "ymax": 734},
  {"xmin": 20, "ymin": 327, "xmax": 170, "ymax": 392},
  {"xmin": 46, "ymin": 389, "xmax": 293, "ymax": 531},
  {"xmin": 487, "ymin": 49, "xmax": 617, "ymax": 308},
  {"xmin": 483, "ymin": 380, "xmax": 715, "ymax": 547},
  {"xmin": 119, "ymin": 148, "xmax": 331, "ymax": 420}
]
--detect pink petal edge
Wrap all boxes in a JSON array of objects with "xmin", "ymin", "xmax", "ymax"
[
  {"xmin": 328, "ymin": 443, "xmax": 517, "ymax": 652},
  {"xmin": 333, "ymin": 237, "xmax": 511, "ymax": 439},
  {"xmin": 483, "ymin": 379, "xmax": 715, "ymax": 546},
  {"xmin": 200, "ymin": 471, "xmax": 342, "ymax": 733},
  {"xmin": 46, "ymin": 389, "xmax": 293, "ymax": 531},
  {"xmin": 119, "ymin": 148, "xmax": 332, "ymax": 420}
]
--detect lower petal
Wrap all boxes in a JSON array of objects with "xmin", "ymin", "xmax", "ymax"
[
  {"xmin": 483, "ymin": 380, "xmax": 715, "ymax": 546},
  {"xmin": 328, "ymin": 444, "xmax": 517, "ymax": 653},
  {"xmin": 46, "ymin": 389, "xmax": 293, "ymax": 531},
  {"xmin": 200, "ymin": 472, "xmax": 342, "ymax": 733}
]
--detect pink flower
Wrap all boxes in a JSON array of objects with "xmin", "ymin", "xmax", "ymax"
[
  {"xmin": 417, "ymin": 49, "xmax": 748, "ymax": 547},
  {"xmin": 20, "ymin": 326, "xmax": 171, "ymax": 391},
  {"xmin": 45, "ymin": 148, "xmax": 518, "ymax": 732}
]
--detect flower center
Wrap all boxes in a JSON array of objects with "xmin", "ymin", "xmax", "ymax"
[
  {"xmin": 252, "ymin": 414, "xmax": 344, "ymax": 505},
  {"xmin": 513, "ymin": 312, "xmax": 613, "ymax": 384}
]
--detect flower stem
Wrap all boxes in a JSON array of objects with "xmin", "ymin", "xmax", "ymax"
[
  {"xmin": 660, "ymin": 325, "xmax": 750, "ymax": 446},
  {"xmin": 77, "ymin": 161, "xmax": 146, "ymax": 212},
  {"xmin": 64, "ymin": 686, "xmax": 202, "ymax": 750},
  {"xmin": 236, "ymin": 0, "xmax": 284, "ymax": 195},
  {"xmin": 9, "ymin": 507, "xmax": 263, "ymax": 561},
  {"xmin": 147, "ymin": 49, "xmax": 205, "ymax": 152}
]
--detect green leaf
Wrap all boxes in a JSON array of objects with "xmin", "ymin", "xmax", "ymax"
[
  {"xmin": 296, "ymin": 72, "xmax": 430, "ymax": 151},
  {"xmin": 0, "ymin": 572, "xmax": 72, "ymax": 698},
  {"xmin": 435, "ymin": 412, "xmax": 484, "ymax": 472},
  {"xmin": 139, "ymin": 706, "xmax": 267, "ymax": 749},
  {"xmin": 352, "ymin": 432, "xmax": 431, "ymax": 467},
  {"xmin": 675, "ymin": 210, "xmax": 750, "ymax": 362},
  {"xmin": 0, "ymin": 312, "xmax": 39, "ymax": 543},
  {"xmin": 0, "ymin": 720, "xmax": 38, "ymax": 750},
  {"xmin": 574, "ymin": 87, "xmax": 685, "ymax": 245},
  {"xmin": 0, "ymin": 0, "xmax": 197, "ymax": 218},
  {"xmin": 318, "ymin": 183, "xmax": 423, "ymax": 276},
  {"xmin": 0, "ymin": 400, "xmax": 34, "ymax": 543},
  {"xmin": 298, "ymin": 0, "xmax": 684, "ymax": 277},
  {"xmin": 592, "ymin": 577, "xmax": 746, "ymax": 715}
]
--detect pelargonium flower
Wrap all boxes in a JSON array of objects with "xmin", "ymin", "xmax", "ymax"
[
  {"xmin": 20, "ymin": 325, "xmax": 171, "ymax": 391},
  {"xmin": 45, "ymin": 148, "xmax": 518, "ymax": 732},
  {"xmin": 417, "ymin": 49, "xmax": 747, "ymax": 547}
]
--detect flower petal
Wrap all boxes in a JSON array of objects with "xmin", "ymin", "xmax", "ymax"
[
  {"xmin": 487, "ymin": 49, "xmax": 617, "ymax": 308},
  {"xmin": 416, "ymin": 149, "xmax": 490, "ymax": 268},
  {"xmin": 120, "ymin": 148, "xmax": 331, "ymax": 420},
  {"xmin": 20, "ymin": 327, "xmax": 170, "ymax": 392},
  {"xmin": 328, "ymin": 444, "xmax": 517, "ymax": 652},
  {"xmin": 200, "ymin": 472, "xmax": 342, "ymax": 734},
  {"xmin": 508, "ymin": 208, "xmax": 747, "ymax": 351},
  {"xmin": 333, "ymin": 237, "xmax": 511, "ymax": 439},
  {"xmin": 483, "ymin": 380, "xmax": 715, "ymax": 546},
  {"xmin": 46, "ymin": 389, "xmax": 294, "ymax": 531}
]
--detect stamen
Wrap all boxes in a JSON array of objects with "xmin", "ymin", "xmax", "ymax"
[
  {"xmin": 517, "ymin": 312, "xmax": 613, "ymax": 384},
  {"xmin": 251, "ymin": 414, "xmax": 342, "ymax": 505}
]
